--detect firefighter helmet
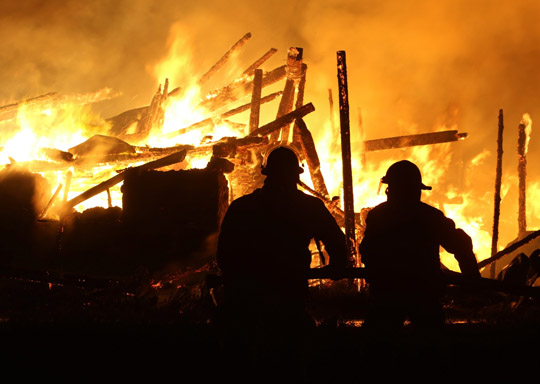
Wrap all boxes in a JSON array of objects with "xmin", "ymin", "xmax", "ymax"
[
  {"xmin": 381, "ymin": 160, "xmax": 432, "ymax": 190},
  {"xmin": 261, "ymin": 146, "xmax": 304, "ymax": 176}
]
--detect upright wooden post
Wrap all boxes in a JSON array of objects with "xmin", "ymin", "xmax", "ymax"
[
  {"xmin": 517, "ymin": 115, "xmax": 530, "ymax": 238},
  {"xmin": 491, "ymin": 109, "xmax": 504, "ymax": 278},
  {"xmin": 271, "ymin": 47, "xmax": 303, "ymax": 143},
  {"xmin": 249, "ymin": 69, "xmax": 263, "ymax": 133},
  {"xmin": 337, "ymin": 50, "xmax": 356, "ymax": 268}
]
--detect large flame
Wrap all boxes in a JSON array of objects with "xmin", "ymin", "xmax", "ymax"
[{"xmin": 1, "ymin": 21, "xmax": 538, "ymax": 274}]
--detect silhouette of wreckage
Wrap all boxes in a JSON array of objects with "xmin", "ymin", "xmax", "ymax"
[{"xmin": 1, "ymin": 34, "xmax": 539, "ymax": 322}]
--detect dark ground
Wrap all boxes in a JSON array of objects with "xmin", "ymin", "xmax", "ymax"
[{"xmin": 0, "ymin": 269, "xmax": 538, "ymax": 382}]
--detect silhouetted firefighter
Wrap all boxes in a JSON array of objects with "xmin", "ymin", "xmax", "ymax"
[
  {"xmin": 358, "ymin": 160, "xmax": 480, "ymax": 330},
  {"xmin": 216, "ymin": 146, "xmax": 347, "ymax": 380}
]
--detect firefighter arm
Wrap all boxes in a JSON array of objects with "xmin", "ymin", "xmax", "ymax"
[{"xmin": 440, "ymin": 217, "xmax": 480, "ymax": 277}]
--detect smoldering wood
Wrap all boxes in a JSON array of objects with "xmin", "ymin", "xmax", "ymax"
[
  {"xmin": 212, "ymin": 136, "xmax": 268, "ymax": 158},
  {"xmin": 199, "ymin": 65, "xmax": 286, "ymax": 112},
  {"xmin": 337, "ymin": 50, "xmax": 356, "ymax": 268},
  {"xmin": 362, "ymin": 130, "xmax": 468, "ymax": 152},
  {"xmin": 249, "ymin": 69, "xmax": 263, "ymax": 133},
  {"xmin": 271, "ymin": 48, "xmax": 303, "ymax": 142},
  {"xmin": 165, "ymin": 91, "xmax": 282, "ymax": 139},
  {"xmin": 198, "ymin": 32, "xmax": 252, "ymax": 85},
  {"xmin": 296, "ymin": 118, "xmax": 329, "ymax": 199},
  {"xmin": 242, "ymin": 48, "xmax": 278, "ymax": 76},
  {"xmin": 517, "ymin": 120, "xmax": 528, "ymax": 238},
  {"xmin": 135, "ymin": 79, "xmax": 169, "ymax": 139},
  {"xmin": 248, "ymin": 102, "xmax": 315, "ymax": 138},
  {"xmin": 291, "ymin": 63, "xmax": 308, "ymax": 149},
  {"xmin": 108, "ymin": 85, "xmax": 181, "ymax": 139},
  {"xmin": 271, "ymin": 78, "xmax": 295, "ymax": 142},
  {"xmin": 491, "ymin": 109, "xmax": 504, "ymax": 278},
  {"xmin": 65, "ymin": 149, "xmax": 188, "ymax": 211},
  {"xmin": 212, "ymin": 135, "xmax": 268, "ymax": 199}
]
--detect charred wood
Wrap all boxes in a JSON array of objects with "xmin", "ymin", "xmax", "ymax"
[
  {"xmin": 248, "ymin": 103, "xmax": 315, "ymax": 138},
  {"xmin": 198, "ymin": 33, "xmax": 252, "ymax": 85},
  {"xmin": 271, "ymin": 48, "xmax": 303, "ymax": 142},
  {"xmin": 491, "ymin": 109, "xmax": 504, "ymax": 278},
  {"xmin": 64, "ymin": 149, "xmax": 187, "ymax": 211},
  {"xmin": 291, "ymin": 63, "xmax": 308, "ymax": 149},
  {"xmin": 135, "ymin": 79, "xmax": 169, "ymax": 139},
  {"xmin": 337, "ymin": 50, "xmax": 356, "ymax": 268},
  {"xmin": 296, "ymin": 118, "xmax": 329, "ymax": 199},
  {"xmin": 249, "ymin": 69, "xmax": 263, "ymax": 133},
  {"xmin": 363, "ymin": 130, "xmax": 468, "ymax": 152},
  {"xmin": 199, "ymin": 65, "xmax": 286, "ymax": 112},
  {"xmin": 517, "ymin": 118, "xmax": 529, "ymax": 238},
  {"xmin": 242, "ymin": 48, "xmax": 278, "ymax": 76},
  {"xmin": 165, "ymin": 91, "xmax": 282, "ymax": 139},
  {"xmin": 478, "ymin": 229, "xmax": 540, "ymax": 269}
]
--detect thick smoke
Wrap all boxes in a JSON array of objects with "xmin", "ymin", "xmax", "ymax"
[{"xmin": 1, "ymin": 0, "xmax": 539, "ymax": 249}]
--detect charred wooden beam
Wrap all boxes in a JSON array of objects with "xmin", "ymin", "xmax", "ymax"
[
  {"xmin": 136, "ymin": 79, "xmax": 169, "ymax": 138},
  {"xmin": 291, "ymin": 63, "xmax": 308, "ymax": 149},
  {"xmin": 363, "ymin": 130, "xmax": 467, "ymax": 152},
  {"xmin": 248, "ymin": 103, "xmax": 315, "ymax": 138},
  {"xmin": 296, "ymin": 118, "xmax": 329, "ymax": 199},
  {"xmin": 517, "ymin": 116, "xmax": 530, "ymax": 238},
  {"xmin": 249, "ymin": 69, "xmax": 263, "ymax": 133},
  {"xmin": 199, "ymin": 65, "xmax": 286, "ymax": 112},
  {"xmin": 271, "ymin": 48, "xmax": 303, "ymax": 142},
  {"xmin": 64, "ymin": 149, "xmax": 187, "ymax": 211},
  {"xmin": 242, "ymin": 48, "xmax": 278, "ymax": 76},
  {"xmin": 165, "ymin": 91, "xmax": 282, "ymax": 139},
  {"xmin": 478, "ymin": 229, "xmax": 540, "ymax": 269},
  {"xmin": 491, "ymin": 109, "xmax": 504, "ymax": 278},
  {"xmin": 198, "ymin": 32, "xmax": 252, "ymax": 85},
  {"xmin": 337, "ymin": 50, "xmax": 356, "ymax": 268}
]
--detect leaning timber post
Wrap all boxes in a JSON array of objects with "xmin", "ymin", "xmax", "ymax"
[
  {"xmin": 517, "ymin": 116, "xmax": 529, "ymax": 238},
  {"xmin": 249, "ymin": 69, "xmax": 263, "ymax": 133},
  {"xmin": 337, "ymin": 50, "xmax": 357, "ymax": 269},
  {"xmin": 292, "ymin": 63, "xmax": 308, "ymax": 150},
  {"xmin": 271, "ymin": 47, "xmax": 303, "ymax": 143},
  {"xmin": 296, "ymin": 118, "xmax": 330, "ymax": 200},
  {"xmin": 242, "ymin": 48, "xmax": 278, "ymax": 76},
  {"xmin": 198, "ymin": 32, "xmax": 252, "ymax": 85},
  {"xmin": 490, "ymin": 109, "xmax": 504, "ymax": 278}
]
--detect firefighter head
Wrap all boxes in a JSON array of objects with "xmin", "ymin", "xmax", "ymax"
[
  {"xmin": 381, "ymin": 160, "xmax": 431, "ymax": 202},
  {"xmin": 261, "ymin": 146, "xmax": 304, "ymax": 185}
]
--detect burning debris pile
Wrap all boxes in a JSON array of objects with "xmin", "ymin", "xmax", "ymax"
[{"xmin": 0, "ymin": 33, "xmax": 539, "ymax": 328}]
